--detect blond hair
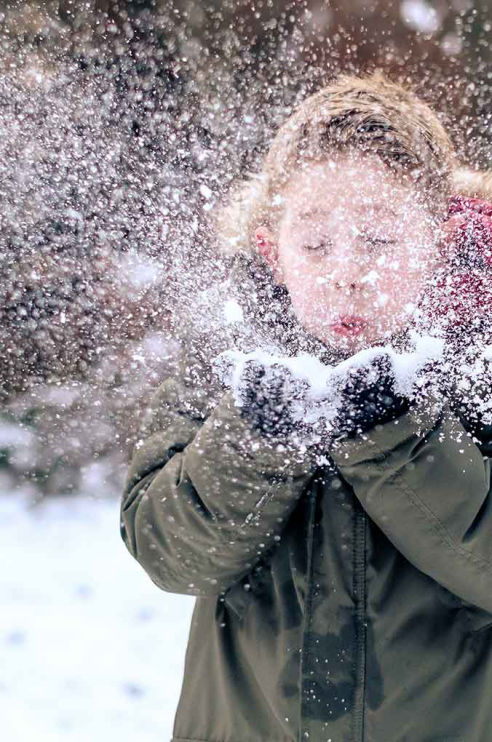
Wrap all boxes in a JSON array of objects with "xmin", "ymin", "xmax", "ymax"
[{"xmin": 212, "ymin": 69, "xmax": 489, "ymax": 257}]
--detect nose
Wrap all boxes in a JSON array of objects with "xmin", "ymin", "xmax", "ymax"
[
  {"xmin": 333, "ymin": 278, "xmax": 362, "ymax": 292},
  {"xmin": 327, "ymin": 240, "xmax": 367, "ymax": 293},
  {"xmin": 329, "ymin": 273, "xmax": 365, "ymax": 294}
]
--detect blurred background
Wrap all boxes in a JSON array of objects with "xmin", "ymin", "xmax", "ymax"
[{"xmin": 0, "ymin": 1, "xmax": 491, "ymax": 739}]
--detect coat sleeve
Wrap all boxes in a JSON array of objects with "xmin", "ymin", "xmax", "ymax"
[
  {"xmin": 119, "ymin": 359, "xmax": 318, "ymax": 597},
  {"xmin": 329, "ymin": 401, "xmax": 492, "ymax": 613}
]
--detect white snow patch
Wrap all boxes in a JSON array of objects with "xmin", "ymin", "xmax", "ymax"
[
  {"xmin": 404, "ymin": 302, "xmax": 416, "ymax": 315},
  {"xmin": 360, "ymin": 270, "xmax": 380, "ymax": 285},
  {"xmin": 0, "ymin": 423, "xmax": 34, "ymax": 449},
  {"xmin": 214, "ymin": 330, "xmax": 446, "ymax": 429},
  {"xmin": 441, "ymin": 32, "xmax": 463, "ymax": 56},
  {"xmin": 400, "ymin": 0, "xmax": 442, "ymax": 34},
  {"xmin": 374, "ymin": 293, "xmax": 389, "ymax": 307},
  {"xmin": 199, "ymin": 184, "xmax": 213, "ymax": 199},
  {"xmin": 223, "ymin": 299, "xmax": 244, "ymax": 324},
  {"xmin": 0, "ymin": 490, "xmax": 194, "ymax": 742},
  {"xmin": 64, "ymin": 208, "xmax": 83, "ymax": 222},
  {"xmin": 115, "ymin": 251, "xmax": 164, "ymax": 291}
]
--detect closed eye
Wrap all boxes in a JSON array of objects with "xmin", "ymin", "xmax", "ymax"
[
  {"xmin": 302, "ymin": 241, "xmax": 330, "ymax": 252},
  {"xmin": 302, "ymin": 237, "xmax": 396, "ymax": 252},
  {"xmin": 363, "ymin": 236, "xmax": 396, "ymax": 251}
]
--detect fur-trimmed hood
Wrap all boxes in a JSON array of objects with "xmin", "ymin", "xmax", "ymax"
[{"xmin": 452, "ymin": 166, "xmax": 492, "ymax": 201}]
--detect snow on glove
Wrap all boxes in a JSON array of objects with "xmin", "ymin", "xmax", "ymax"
[
  {"xmin": 215, "ymin": 354, "xmax": 311, "ymax": 440},
  {"xmin": 213, "ymin": 334, "xmax": 446, "ymax": 448},
  {"xmin": 329, "ymin": 353, "xmax": 413, "ymax": 440}
]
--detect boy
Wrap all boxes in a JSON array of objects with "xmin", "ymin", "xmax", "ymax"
[{"xmin": 121, "ymin": 71, "xmax": 492, "ymax": 741}]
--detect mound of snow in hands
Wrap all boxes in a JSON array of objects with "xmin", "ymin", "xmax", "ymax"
[{"xmin": 213, "ymin": 331, "xmax": 492, "ymax": 436}]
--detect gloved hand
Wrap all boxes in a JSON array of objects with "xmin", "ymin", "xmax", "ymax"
[
  {"xmin": 329, "ymin": 353, "xmax": 413, "ymax": 440},
  {"xmin": 226, "ymin": 358, "xmax": 311, "ymax": 440},
  {"xmin": 213, "ymin": 337, "xmax": 446, "ymax": 449}
]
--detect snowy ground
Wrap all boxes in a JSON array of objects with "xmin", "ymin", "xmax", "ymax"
[{"xmin": 0, "ymin": 488, "xmax": 195, "ymax": 742}]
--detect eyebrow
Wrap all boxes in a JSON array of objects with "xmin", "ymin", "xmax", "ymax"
[
  {"xmin": 297, "ymin": 207, "xmax": 330, "ymax": 221},
  {"xmin": 297, "ymin": 205, "xmax": 398, "ymax": 221}
]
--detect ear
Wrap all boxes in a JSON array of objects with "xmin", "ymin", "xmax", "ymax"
[{"xmin": 254, "ymin": 226, "xmax": 284, "ymax": 284}]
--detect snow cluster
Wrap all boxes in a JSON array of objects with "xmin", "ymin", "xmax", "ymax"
[
  {"xmin": 213, "ymin": 331, "xmax": 446, "ymax": 431},
  {"xmin": 400, "ymin": 0, "xmax": 442, "ymax": 35},
  {"xmin": 453, "ymin": 343, "xmax": 492, "ymax": 426}
]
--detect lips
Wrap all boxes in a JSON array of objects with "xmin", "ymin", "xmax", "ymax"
[{"xmin": 330, "ymin": 315, "xmax": 368, "ymax": 336}]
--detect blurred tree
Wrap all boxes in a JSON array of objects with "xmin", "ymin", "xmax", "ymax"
[{"xmin": 0, "ymin": 0, "xmax": 490, "ymax": 495}]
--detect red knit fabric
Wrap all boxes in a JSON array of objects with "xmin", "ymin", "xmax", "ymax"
[{"xmin": 418, "ymin": 195, "xmax": 492, "ymax": 335}]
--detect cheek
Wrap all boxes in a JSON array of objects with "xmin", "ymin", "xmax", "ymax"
[
  {"xmin": 280, "ymin": 253, "xmax": 308, "ymax": 293},
  {"xmin": 378, "ymin": 256, "xmax": 430, "ymax": 313},
  {"xmin": 282, "ymin": 259, "xmax": 328, "ymax": 311},
  {"xmin": 282, "ymin": 264, "xmax": 338, "ymax": 333}
]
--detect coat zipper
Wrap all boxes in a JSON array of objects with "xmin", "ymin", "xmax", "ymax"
[
  {"xmin": 298, "ymin": 488, "xmax": 318, "ymax": 742},
  {"xmin": 353, "ymin": 500, "xmax": 367, "ymax": 741}
]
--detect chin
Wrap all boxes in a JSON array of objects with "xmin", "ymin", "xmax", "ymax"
[
  {"xmin": 324, "ymin": 328, "xmax": 402, "ymax": 355},
  {"xmin": 312, "ymin": 318, "xmax": 411, "ymax": 357},
  {"xmin": 319, "ymin": 332, "xmax": 370, "ymax": 356}
]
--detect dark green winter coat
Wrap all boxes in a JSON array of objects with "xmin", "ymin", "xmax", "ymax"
[{"xmin": 120, "ymin": 342, "xmax": 492, "ymax": 742}]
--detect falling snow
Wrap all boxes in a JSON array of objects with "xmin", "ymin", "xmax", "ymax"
[{"xmin": 2, "ymin": 1, "xmax": 492, "ymax": 739}]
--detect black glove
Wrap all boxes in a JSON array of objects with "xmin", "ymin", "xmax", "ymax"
[
  {"xmin": 234, "ymin": 359, "xmax": 310, "ymax": 440},
  {"xmin": 330, "ymin": 353, "xmax": 412, "ymax": 440}
]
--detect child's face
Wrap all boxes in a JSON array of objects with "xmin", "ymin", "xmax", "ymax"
[{"xmin": 256, "ymin": 152, "xmax": 442, "ymax": 354}]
